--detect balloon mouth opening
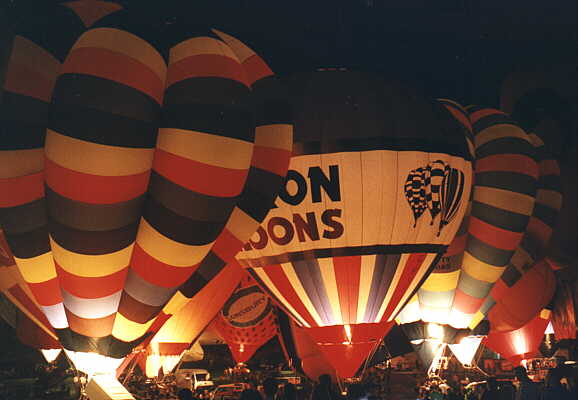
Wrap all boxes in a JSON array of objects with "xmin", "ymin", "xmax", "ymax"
[{"xmin": 64, "ymin": 350, "xmax": 124, "ymax": 378}]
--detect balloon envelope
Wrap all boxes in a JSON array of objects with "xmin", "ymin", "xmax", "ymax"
[{"xmin": 239, "ymin": 71, "xmax": 474, "ymax": 377}]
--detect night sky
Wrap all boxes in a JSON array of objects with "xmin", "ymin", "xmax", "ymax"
[{"xmin": 1, "ymin": 0, "xmax": 576, "ymax": 106}]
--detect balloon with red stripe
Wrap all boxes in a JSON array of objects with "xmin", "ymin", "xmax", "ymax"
[
  {"xmin": 213, "ymin": 274, "xmax": 278, "ymax": 364},
  {"xmin": 397, "ymin": 106, "xmax": 559, "ymax": 365},
  {"xmin": 1, "ymin": 9, "xmax": 292, "ymax": 384},
  {"xmin": 0, "ymin": 1, "xmax": 124, "ymax": 360},
  {"xmin": 237, "ymin": 72, "xmax": 474, "ymax": 378}
]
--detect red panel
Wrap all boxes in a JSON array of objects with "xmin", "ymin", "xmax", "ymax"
[
  {"xmin": 488, "ymin": 260, "xmax": 555, "ymax": 332},
  {"xmin": 131, "ymin": 244, "xmax": 196, "ymax": 288},
  {"xmin": 27, "ymin": 277, "xmax": 62, "ymax": 306},
  {"xmin": 333, "ymin": 256, "xmax": 361, "ymax": 324},
  {"xmin": 445, "ymin": 233, "xmax": 467, "ymax": 257},
  {"xmin": 62, "ymin": 47, "xmax": 164, "ymax": 104},
  {"xmin": 153, "ymin": 149, "xmax": 248, "ymax": 198},
  {"xmin": 305, "ymin": 321, "xmax": 394, "ymax": 378},
  {"xmin": 468, "ymin": 216, "xmax": 524, "ymax": 251},
  {"xmin": 17, "ymin": 312, "xmax": 60, "ymax": 350},
  {"xmin": 8, "ymin": 284, "xmax": 53, "ymax": 329},
  {"xmin": 380, "ymin": 253, "xmax": 427, "ymax": 322},
  {"xmin": 526, "ymin": 217, "xmax": 551, "ymax": 250},
  {"xmin": 483, "ymin": 315, "xmax": 549, "ymax": 363},
  {"xmin": 476, "ymin": 154, "xmax": 539, "ymax": 179},
  {"xmin": 56, "ymin": 263, "xmax": 128, "ymax": 299},
  {"xmin": 0, "ymin": 172, "xmax": 44, "ymax": 207},
  {"xmin": 45, "ymin": 158, "xmax": 150, "ymax": 204},
  {"xmin": 251, "ymin": 146, "xmax": 291, "ymax": 177},
  {"xmin": 166, "ymin": 54, "xmax": 248, "ymax": 88},
  {"xmin": 211, "ymin": 229, "xmax": 243, "ymax": 263},
  {"xmin": 157, "ymin": 342, "xmax": 189, "ymax": 356},
  {"xmin": 490, "ymin": 279, "xmax": 509, "ymax": 302},
  {"xmin": 452, "ymin": 289, "xmax": 484, "ymax": 315},
  {"xmin": 262, "ymin": 265, "xmax": 317, "ymax": 327},
  {"xmin": 538, "ymin": 159, "xmax": 560, "ymax": 176},
  {"xmin": 242, "ymin": 54, "xmax": 273, "ymax": 86}
]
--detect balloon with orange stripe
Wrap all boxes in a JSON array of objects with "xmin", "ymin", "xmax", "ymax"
[
  {"xmin": 1, "ymin": 10, "xmax": 292, "ymax": 378},
  {"xmin": 398, "ymin": 106, "xmax": 560, "ymax": 336},
  {"xmin": 237, "ymin": 72, "xmax": 474, "ymax": 378},
  {"xmin": 0, "ymin": 1, "xmax": 123, "ymax": 358}
]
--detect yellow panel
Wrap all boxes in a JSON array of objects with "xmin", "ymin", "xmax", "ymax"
[
  {"xmin": 475, "ymin": 124, "xmax": 531, "ymax": 148},
  {"xmin": 255, "ymin": 124, "xmax": 293, "ymax": 151},
  {"xmin": 46, "ymin": 130, "xmax": 155, "ymax": 176},
  {"xmin": 72, "ymin": 28, "xmax": 166, "ymax": 82},
  {"xmin": 169, "ymin": 36, "xmax": 238, "ymax": 65},
  {"xmin": 468, "ymin": 311, "xmax": 486, "ymax": 330},
  {"xmin": 161, "ymin": 291, "xmax": 190, "ymax": 316},
  {"xmin": 50, "ymin": 237, "xmax": 132, "ymax": 277},
  {"xmin": 212, "ymin": 29, "xmax": 256, "ymax": 63},
  {"xmin": 0, "ymin": 149, "xmax": 44, "ymax": 178},
  {"xmin": 136, "ymin": 219, "xmax": 213, "ymax": 267},
  {"xmin": 474, "ymin": 186, "xmax": 535, "ymax": 216},
  {"xmin": 224, "ymin": 208, "xmax": 259, "ymax": 244},
  {"xmin": 15, "ymin": 252, "xmax": 56, "ymax": 283},
  {"xmin": 421, "ymin": 270, "xmax": 460, "ymax": 292},
  {"xmin": 317, "ymin": 258, "xmax": 342, "ymax": 326},
  {"xmin": 462, "ymin": 252, "xmax": 505, "ymax": 282},
  {"xmin": 112, "ymin": 312, "xmax": 155, "ymax": 342},
  {"xmin": 157, "ymin": 128, "xmax": 253, "ymax": 170},
  {"xmin": 10, "ymin": 36, "xmax": 60, "ymax": 80}
]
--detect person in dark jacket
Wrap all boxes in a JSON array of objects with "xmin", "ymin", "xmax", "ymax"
[
  {"xmin": 513, "ymin": 366, "xmax": 540, "ymax": 400},
  {"xmin": 311, "ymin": 374, "xmax": 340, "ymax": 400},
  {"xmin": 541, "ymin": 367, "xmax": 573, "ymax": 400}
]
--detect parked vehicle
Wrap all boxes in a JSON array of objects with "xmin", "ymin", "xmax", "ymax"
[{"xmin": 175, "ymin": 365, "xmax": 214, "ymax": 391}]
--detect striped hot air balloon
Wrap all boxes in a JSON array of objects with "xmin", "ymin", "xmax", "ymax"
[
  {"xmin": 0, "ymin": 1, "xmax": 123, "ymax": 362},
  {"xmin": 0, "ymin": 9, "xmax": 292, "ymax": 391},
  {"xmin": 116, "ymin": 262, "xmax": 245, "ymax": 379},
  {"xmin": 213, "ymin": 274, "xmax": 278, "ymax": 364},
  {"xmin": 237, "ymin": 71, "xmax": 473, "ymax": 378},
  {"xmin": 397, "ymin": 105, "xmax": 562, "ymax": 367}
]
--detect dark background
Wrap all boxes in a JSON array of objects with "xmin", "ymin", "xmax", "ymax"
[{"xmin": 0, "ymin": 0, "xmax": 575, "ymax": 106}]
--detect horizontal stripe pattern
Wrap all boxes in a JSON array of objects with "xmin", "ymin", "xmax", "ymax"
[
  {"xmin": 46, "ymin": 27, "xmax": 163, "ymax": 341},
  {"xmin": 449, "ymin": 107, "xmax": 538, "ymax": 328},
  {"xmin": 0, "ymin": 35, "xmax": 62, "ymax": 339},
  {"xmin": 114, "ymin": 31, "xmax": 292, "ymax": 343},
  {"xmin": 480, "ymin": 132, "xmax": 563, "ymax": 321}
]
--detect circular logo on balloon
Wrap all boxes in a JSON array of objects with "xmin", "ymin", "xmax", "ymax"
[{"xmin": 222, "ymin": 286, "xmax": 271, "ymax": 328}]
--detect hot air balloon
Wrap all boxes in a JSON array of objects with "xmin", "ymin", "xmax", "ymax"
[
  {"xmin": 277, "ymin": 311, "xmax": 338, "ymax": 382},
  {"xmin": 117, "ymin": 263, "xmax": 244, "ymax": 380},
  {"xmin": 213, "ymin": 274, "xmax": 278, "ymax": 364},
  {"xmin": 483, "ymin": 310, "xmax": 552, "ymax": 365},
  {"xmin": 0, "ymin": 7, "xmax": 292, "ymax": 397},
  {"xmin": 396, "ymin": 104, "xmax": 562, "ymax": 371},
  {"xmin": 237, "ymin": 71, "xmax": 474, "ymax": 378}
]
